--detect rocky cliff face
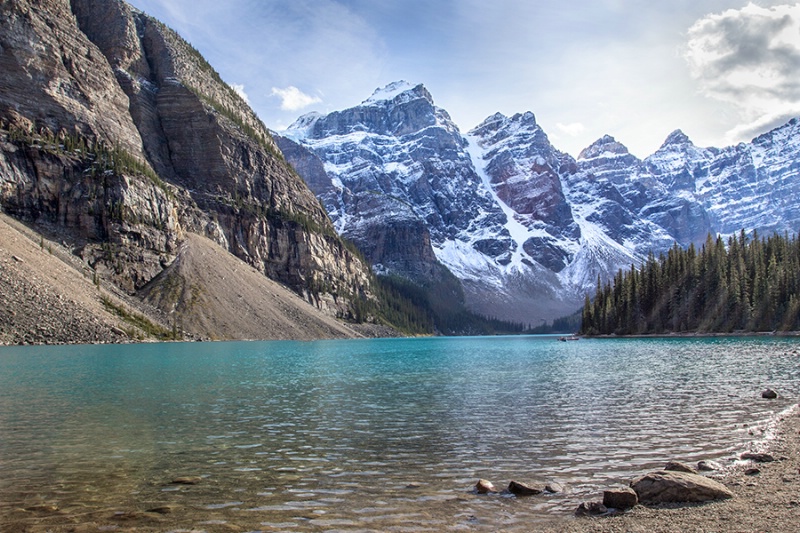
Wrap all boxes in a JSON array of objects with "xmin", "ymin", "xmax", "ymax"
[{"xmin": 0, "ymin": 0, "xmax": 372, "ymax": 324}]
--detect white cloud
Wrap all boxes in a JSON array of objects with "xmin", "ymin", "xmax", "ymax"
[
  {"xmin": 231, "ymin": 83, "xmax": 249, "ymax": 104},
  {"xmin": 270, "ymin": 86, "xmax": 323, "ymax": 111},
  {"xmin": 556, "ymin": 122, "xmax": 586, "ymax": 137},
  {"xmin": 685, "ymin": 3, "xmax": 800, "ymax": 141}
]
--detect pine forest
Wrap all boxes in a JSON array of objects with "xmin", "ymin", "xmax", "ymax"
[{"xmin": 580, "ymin": 231, "xmax": 800, "ymax": 335}]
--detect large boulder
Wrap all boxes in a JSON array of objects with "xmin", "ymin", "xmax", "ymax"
[{"xmin": 630, "ymin": 470, "xmax": 733, "ymax": 503}]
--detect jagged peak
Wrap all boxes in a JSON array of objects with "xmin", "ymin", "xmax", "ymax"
[
  {"xmin": 578, "ymin": 134, "xmax": 631, "ymax": 160},
  {"xmin": 659, "ymin": 129, "xmax": 693, "ymax": 149},
  {"xmin": 751, "ymin": 116, "xmax": 800, "ymax": 147},
  {"xmin": 511, "ymin": 111, "xmax": 537, "ymax": 125},
  {"xmin": 362, "ymin": 81, "xmax": 432, "ymax": 106},
  {"xmin": 469, "ymin": 111, "xmax": 540, "ymax": 138}
]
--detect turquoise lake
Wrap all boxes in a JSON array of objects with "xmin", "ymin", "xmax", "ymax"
[{"xmin": 1, "ymin": 335, "xmax": 798, "ymax": 531}]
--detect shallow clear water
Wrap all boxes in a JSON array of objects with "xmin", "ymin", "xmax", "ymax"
[{"xmin": 1, "ymin": 335, "xmax": 798, "ymax": 531}]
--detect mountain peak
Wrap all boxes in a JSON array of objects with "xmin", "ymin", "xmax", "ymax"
[
  {"xmin": 578, "ymin": 134, "xmax": 630, "ymax": 160},
  {"xmin": 362, "ymin": 81, "xmax": 431, "ymax": 106},
  {"xmin": 660, "ymin": 129, "xmax": 693, "ymax": 149}
]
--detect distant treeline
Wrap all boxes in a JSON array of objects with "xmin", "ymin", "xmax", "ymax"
[
  {"xmin": 360, "ymin": 272, "xmax": 531, "ymax": 336},
  {"xmin": 528, "ymin": 310, "xmax": 582, "ymax": 334},
  {"xmin": 581, "ymin": 230, "xmax": 800, "ymax": 335}
]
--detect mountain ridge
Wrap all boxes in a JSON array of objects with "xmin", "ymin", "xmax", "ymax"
[{"xmin": 282, "ymin": 81, "xmax": 800, "ymax": 324}]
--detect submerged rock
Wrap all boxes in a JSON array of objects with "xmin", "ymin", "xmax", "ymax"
[
  {"xmin": 544, "ymin": 481, "xmax": 564, "ymax": 494},
  {"xmin": 507, "ymin": 480, "xmax": 543, "ymax": 496},
  {"xmin": 170, "ymin": 476, "xmax": 202, "ymax": 485},
  {"xmin": 475, "ymin": 479, "xmax": 497, "ymax": 494},
  {"xmin": 25, "ymin": 504, "xmax": 59, "ymax": 513},
  {"xmin": 762, "ymin": 389, "xmax": 778, "ymax": 399},
  {"xmin": 630, "ymin": 470, "xmax": 733, "ymax": 503}
]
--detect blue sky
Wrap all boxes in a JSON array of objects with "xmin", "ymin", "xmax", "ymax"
[{"xmin": 126, "ymin": 0, "xmax": 800, "ymax": 158}]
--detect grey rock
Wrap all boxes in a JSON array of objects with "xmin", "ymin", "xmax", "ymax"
[
  {"xmin": 762, "ymin": 388, "xmax": 778, "ymax": 399},
  {"xmin": 0, "ymin": 0, "xmax": 374, "ymax": 330},
  {"xmin": 630, "ymin": 470, "xmax": 734, "ymax": 503}
]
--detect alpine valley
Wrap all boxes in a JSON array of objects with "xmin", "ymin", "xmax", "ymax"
[{"xmin": 279, "ymin": 81, "xmax": 800, "ymax": 325}]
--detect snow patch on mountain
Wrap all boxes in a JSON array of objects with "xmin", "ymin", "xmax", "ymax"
[
  {"xmin": 465, "ymin": 134, "xmax": 534, "ymax": 271},
  {"xmin": 363, "ymin": 80, "xmax": 416, "ymax": 104}
]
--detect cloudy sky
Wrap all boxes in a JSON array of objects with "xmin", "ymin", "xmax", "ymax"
[{"xmin": 126, "ymin": 0, "xmax": 800, "ymax": 158}]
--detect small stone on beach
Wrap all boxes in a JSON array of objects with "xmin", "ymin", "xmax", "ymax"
[
  {"xmin": 741, "ymin": 452, "xmax": 775, "ymax": 463},
  {"xmin": 630, "ymin": 470, "xmax": 734, "ymax": 503},
  {"xmin": 575, "ymin": 501, "xmax": 608, "ymax": 516}
]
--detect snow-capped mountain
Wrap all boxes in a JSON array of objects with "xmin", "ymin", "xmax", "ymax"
[{"xmin": 281, "ymin": 82, "xmax": 800, "ymax": 324}]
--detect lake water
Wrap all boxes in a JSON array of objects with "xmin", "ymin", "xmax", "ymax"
[{"xmin": 1, "ymin": 335, "xmax": 798, "ymax": 531}]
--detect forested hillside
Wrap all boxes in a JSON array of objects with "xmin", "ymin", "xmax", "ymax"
[{"xmin": 581, "ymin": 231, "xmax": 800, "ymax": 335}]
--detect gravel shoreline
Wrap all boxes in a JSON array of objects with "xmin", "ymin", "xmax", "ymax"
[{"xmin": 548, "ymin": 403, "xmax": 800, "ymax": 532}]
